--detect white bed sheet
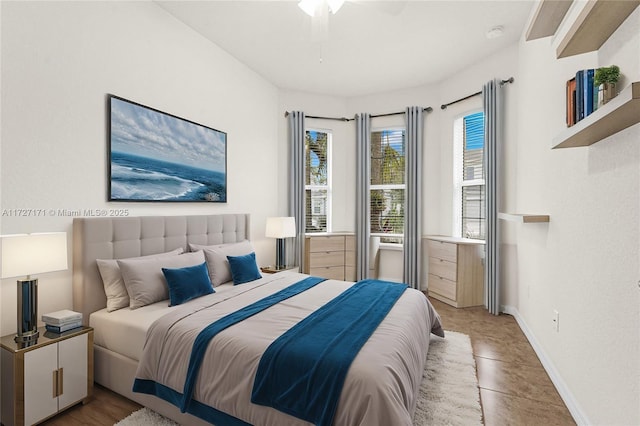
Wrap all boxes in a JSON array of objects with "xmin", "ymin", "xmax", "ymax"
[{"xmin": 90, "ymin": 282, "xmax": 237, "ymax": 361}]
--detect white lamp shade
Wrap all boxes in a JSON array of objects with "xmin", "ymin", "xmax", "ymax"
[
  {"xmin": 1, "ymin": 232, "xmax": 68, "ymax": 278},
  {"xmin": 265, "ymin": 217, "xmax": 296, "ymax": 239}
]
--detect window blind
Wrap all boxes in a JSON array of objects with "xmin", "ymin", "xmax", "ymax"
[
  {"xmin": 305, "ymin": 130, "xmax": 330, "ymax": 233},
  {"xmin": 462, "ymin": 112, "xmax": 485, "ymax": 239},
  {"xmin": 370, "ymin": 129, "xmax": 405, "ymax": 242}
]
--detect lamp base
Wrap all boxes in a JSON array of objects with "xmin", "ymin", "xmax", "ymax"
[
  {"xmin": 275, "ymin": 238, "xmax": 287, "ymax": 270},
  {"xmin": 16, "ymin": 278, "xmax": 39, "ymax": 344},
  {"xmin": 14, "ymin": 329, "xmax": 39, "ymax": 344}
]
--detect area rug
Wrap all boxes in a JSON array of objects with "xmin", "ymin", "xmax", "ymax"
[{"xmin": 115, "ymin": 331, "xmax": 482, "ymax": 426}]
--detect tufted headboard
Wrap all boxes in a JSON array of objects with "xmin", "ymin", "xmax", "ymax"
[{"xmin": 72, "ymin": 214, "xmax": 250, "ymax": 325}]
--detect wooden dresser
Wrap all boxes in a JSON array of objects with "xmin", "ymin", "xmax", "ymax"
[
  {"xmin": 304, "ymin": 234, "xmax": 356, "ymax": 281},
  {"xmin": 425, "ymin": 236, "xmax": 484, "ymax": 308}
]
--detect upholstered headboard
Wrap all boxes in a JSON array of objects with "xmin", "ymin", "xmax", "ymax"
[{"xmin": 72, "ymin": 214, "xmax": 250, "ymax": 325}]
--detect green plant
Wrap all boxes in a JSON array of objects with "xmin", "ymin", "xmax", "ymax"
[{"xmin": 594, "ymin": 65, "xmax": 620, "ymax": 86}]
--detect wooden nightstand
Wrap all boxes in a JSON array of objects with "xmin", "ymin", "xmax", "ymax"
[
  {"xmin": 260, "ymin": 265, "xmax": 299, "ymax": 274},
  {"xmin": 1, "ymin": 326, "xmax": 94, "ymax": 426}
]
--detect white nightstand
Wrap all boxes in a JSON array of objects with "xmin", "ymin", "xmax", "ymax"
[{"xmin": 1, "ymin": 326, "xmax": 94, "ymax": 426}]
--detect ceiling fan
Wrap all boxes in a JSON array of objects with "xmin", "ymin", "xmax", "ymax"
[
  {"xmin": 297, "ymin": 0, "xmax": 408, "ymax": 17},
  {"xmin": 298, "ymin": 0, "xmax": 346, "ymax": 16}
]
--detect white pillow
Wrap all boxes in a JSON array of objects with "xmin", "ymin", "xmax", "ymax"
[
  {"xmin": 118, "ymin": 251, "xmax": 206, "ymax": 309},
  {"xmin": 190, "ymin": 240, "xmax": 254, "ymax": 286},
  {"xmin": 97, "ymin": 248, "xmax": 184, "ymax": 312}
]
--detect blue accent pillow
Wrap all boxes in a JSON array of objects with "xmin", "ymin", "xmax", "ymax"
[
  {"xmin": 162, "ymin": 262, "xmax": 214, "ymax": 306},
  {"xmin": 227, "ymin": 252, "xmax": 262, "ymax": 285}
]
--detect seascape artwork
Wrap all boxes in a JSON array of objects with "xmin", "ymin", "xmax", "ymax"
[{"xmin": 109, "ymin": 96, "xmax": 227, "ymax": 202}]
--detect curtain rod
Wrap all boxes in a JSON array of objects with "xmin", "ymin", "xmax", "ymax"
[
  {"xmin": 284, "ymin": 106, "xmax": 433, "ymax": 122},
  {"xmin": 440, "ymin": 77, "xmax": 514, "ymax": 110}
]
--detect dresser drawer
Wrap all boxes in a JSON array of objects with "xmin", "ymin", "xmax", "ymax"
[
  {"xmin": 344, "ymin": 266, "xmax": 356, "ymax": 282},
  {"xmin": 427, "ymin": 240, "xmax": 457, "ymax": 263},
  {"xmin": 344, "ymin": 249, "xmax": 356, "ymax": 267},
  {"xmin": 308, "ymin": 236, "xmax": 345, "ymax": 252},
  {"xmin": 345, "ymin": 235, "xmax": 355, "ymax": 251},
  {"xmin": 428, "ymin": 274, "xmax": 457, "ymax": 301},
  {"xmin": 428, "ymin": 257, "xmax": 457, "ymax": 282},
  {"xmin": 310, "ymin": 266, "xmax": 344, "ymax": 281},
  {"xmin": 309, "ymin": 251, "xmax": 344, "ymax": 268}
]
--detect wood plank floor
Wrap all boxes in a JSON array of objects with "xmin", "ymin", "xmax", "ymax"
[{"xmin": 42, "ymin": 296, "xmax": 576, "ymax": 425}]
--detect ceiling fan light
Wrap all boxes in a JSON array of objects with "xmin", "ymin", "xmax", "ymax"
[
  {"xmin": 298, "ymin": 0, "xmax": 318, "ymax": 17},
  {"xmin": 327, "ymin": 0, "xmax": 345, "ymax": 14}
]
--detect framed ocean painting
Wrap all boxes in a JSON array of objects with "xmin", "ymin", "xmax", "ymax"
[{"xmin": 108, "ymin": 95, "xmax": 227, "ymax": 202}]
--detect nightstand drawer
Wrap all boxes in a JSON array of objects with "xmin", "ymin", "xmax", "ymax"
[
  {"xmin": 309, "ymin": 236, "xmax": 345, "ymax": 252},
  {"xmin": 428, "ymin": 257, "xmax": 457, "ymax": 282},
  {"xmin": 309, "ymin": 251, "xmax": 344, "ymax": 268},
  {"xmin": 427, "ymin": 240, "xmax": 457, "ymax": 263},
  {"xmin": 428, "ymin": 274, "xmax": 457, "ymax": 300},
  {"xmin": 310, "ymin": 266, "xmax": 345, "ymax": 280}
]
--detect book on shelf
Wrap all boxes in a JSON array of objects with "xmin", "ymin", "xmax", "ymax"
[
  {"xmin": 41, "ymin": 309, "xmax": 82, "ymax": 326},
  {"xmin": 45, "ymin": 320, "xmax": 82, "ymax": 333},
  {"xmin": 566, "ymin": 77, "xmax": 576, "ymax": 127},
  {"xmin": 583, "ymin": 68, "xmax": 595, "ymax": 117},
  {"xmin": 567, "ymin": 68, "xmax": 597, "ymax": 127}
]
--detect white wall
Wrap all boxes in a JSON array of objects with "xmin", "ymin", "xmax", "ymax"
[
  {"xmin": 0, "ymin": 1, "xmax": 280, "ymax": 336},
  {"xmin": 509, "ymin": 5, "xmax": 640, "ymax": 425}
]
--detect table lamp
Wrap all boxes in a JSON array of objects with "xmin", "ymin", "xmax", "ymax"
[
  {"xmin": 1, "ymin": 232, "xmax": 68, "ymax": 343},
  {"xmin": 265, "ymin": 217, "xmax": 296, "ymax": 270}
]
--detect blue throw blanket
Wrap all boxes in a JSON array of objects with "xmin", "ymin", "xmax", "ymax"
[
  {"xmin": 178, "ymin": 276, "xmax": 326, "ymax": 413},
  {"xmin": 251, "ymin": 279, "xmax": 408, "ymax": 426}
]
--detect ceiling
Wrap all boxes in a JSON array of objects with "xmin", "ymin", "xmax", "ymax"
[{"xmin": 156, "ymin": 0, "xmax": 535, "ymax": 97}]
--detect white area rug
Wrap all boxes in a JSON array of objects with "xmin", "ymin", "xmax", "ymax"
[{"xmin": 115, "ymin": 331, "xmax": 482, "ymax": 426}]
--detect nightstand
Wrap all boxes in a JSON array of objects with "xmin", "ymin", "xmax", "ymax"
[
  {"xmin": 1, "ymin": 326, "xmax": 94, "ymax": 426},
  {"xmin": 260, "ymin": 265, "xmax": 299, "ymax": 274}
]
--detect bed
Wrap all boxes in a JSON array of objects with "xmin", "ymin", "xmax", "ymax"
[{"xmin": 72, "ymin": 214, "xmax": 444, "ymax": 426}]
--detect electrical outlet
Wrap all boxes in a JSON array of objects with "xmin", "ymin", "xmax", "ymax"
[{"xmin": 553, "ymin": 310, "xmax": 560, "ymax": 332}]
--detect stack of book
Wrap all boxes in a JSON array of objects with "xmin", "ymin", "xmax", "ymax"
[
  {"xmin": 566, "ymin": 68, "xmax": 599, "ymax": 127},
  {"xmin": 42, "ymin": 309, "xmax": 83, "ymax": 333}
]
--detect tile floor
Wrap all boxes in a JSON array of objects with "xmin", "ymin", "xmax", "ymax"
[{"xmin": 429, "ymin": 297, "xmax": 576, "ymax": 426}]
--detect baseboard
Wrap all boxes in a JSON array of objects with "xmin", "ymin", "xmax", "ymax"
[{"xmin": 501, "ymin": 305, "xmax": 590, "ymax": 426}]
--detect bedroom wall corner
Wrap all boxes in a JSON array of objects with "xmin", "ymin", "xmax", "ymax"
[{"xmin": 0, "ymin": 1, "xmax": 281, "ymax": 336}]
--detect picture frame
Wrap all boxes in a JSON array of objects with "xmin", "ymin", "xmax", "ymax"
[{"xmin": 108, "ymin": 95, "xmax": 227, "ymax": 202}]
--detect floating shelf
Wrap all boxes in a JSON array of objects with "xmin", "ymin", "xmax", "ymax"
[
  {"xmin": 553, "ymin": 82, "xmax": 640, "ymax": 149},
  {"xmin": 556, "ymin": 0, "xmax": 640, "ymax": 58},
  {"xmin": 498, "ymin": 213, "xmax": 550, "ymax": 223},
  {"xmin": 525, "ymin": 0, "xmax": 572, "ymax": 41}
]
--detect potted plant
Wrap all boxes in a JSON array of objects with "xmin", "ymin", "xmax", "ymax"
[{"xmin": 594, "ymin": 65, "xmax": 620, "ymax": 106}]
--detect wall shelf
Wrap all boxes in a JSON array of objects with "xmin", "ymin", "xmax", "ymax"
[
  {"xmin": 553, "ymin": 82, "xmax": 640, "ymax": 148},
  {"xmin": 499, "ymin": 213, "xmax": 550, "ymax": 223},
  {"xmin": 556, "ymin": 0, "xmax": 639, "ymax": 58},
  {"xmin": 525, "ymin": 0, "xmax": 572, "ymax": 41}
]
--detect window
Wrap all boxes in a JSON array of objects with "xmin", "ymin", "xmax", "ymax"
[
  {"xmin": 305, "ymin": 130, "xmax": 331, "ymax": 233},
  {"xmin": 453, "ymin": 111, "xmax": 485, "ymax": 240},
  {"xmin": 370, "ymin": 128, "xmax": 405, "ymax": 244}
]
